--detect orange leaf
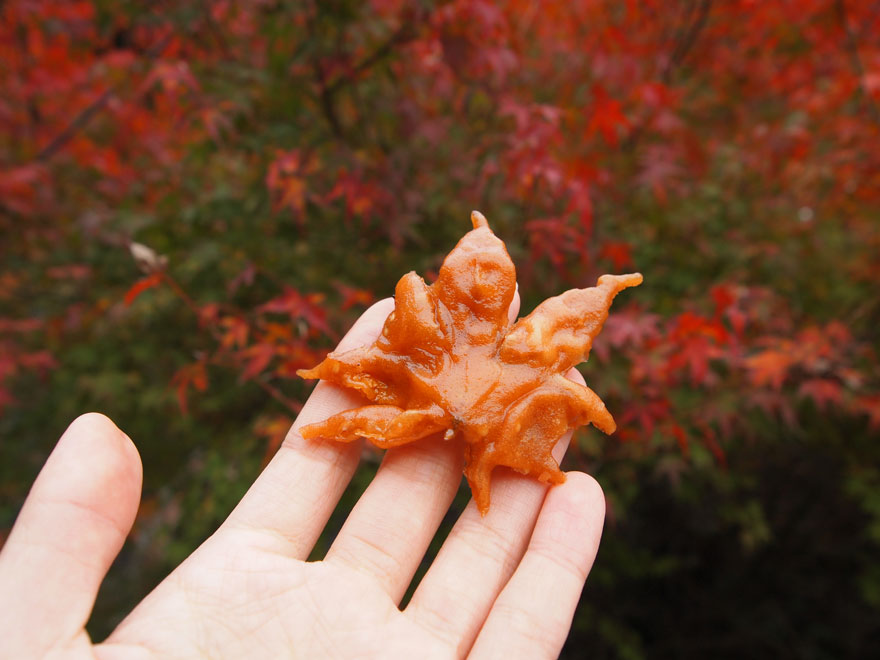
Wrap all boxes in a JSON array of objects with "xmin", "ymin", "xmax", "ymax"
[
  {"xmin": 240, "ymin": 344, "xmax": 275, "ymax": 382},
  {"xmin": 171, "ymin": 361, "xmax": 208, "ymax": 414},
  {"xmin": 745, "ymin": 350, "xmax": 793, "ymax": 389},
  {"xmin": 124, "ymin": 273, "xmax": 163, "ymax": 306},
  {"xmin": 219, "ymin": 316, "xmax": 249, "ymax": 349}
]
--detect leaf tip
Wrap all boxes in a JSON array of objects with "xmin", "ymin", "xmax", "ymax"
[
  {"xmin": 470, "ymin": 209, "xmax": 489, "ymax": 229},
  {"xmin": 598, "ymin": 272, "xmax": 643, "ymax": 291}
]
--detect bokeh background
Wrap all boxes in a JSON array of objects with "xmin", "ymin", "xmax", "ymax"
[{"xmin": 2, "ymin": 1, "xmax": 880, "ymax": 657}]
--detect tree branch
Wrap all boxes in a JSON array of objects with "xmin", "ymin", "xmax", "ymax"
[
  {"xmin": 255, "ymin": 378, "xmax": 303, "ymax": 414},
  {"xmin": 313, "ymin": 59, "xmax": 346, "ymax": 140},
  {"xmin": 325, "ymin": 23, "xmax": 417, "ymax": 96},
  {"xmin": 309, "ymin": 20, "xmax": 419, "ymax": 142},
  {"xmin": 661, "ymin": 0, "xmax": 712, "ymax": 84},
  {"xmin": 34, "ymin": 31, "xmax": 174, "ymax": 162},
  {"xmin": 623, "ymin": 0, "xmax": 713, "ymax": 152}
]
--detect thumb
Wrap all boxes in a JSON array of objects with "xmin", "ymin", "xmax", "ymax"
[{"xmin": 0, "ymin": 413, "xmax": 142, "ymax": 656}]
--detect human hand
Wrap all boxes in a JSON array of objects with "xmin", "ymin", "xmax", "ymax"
[{"xmin": 0, "ymin": 298, "xmax": 605, "ymax": 659}]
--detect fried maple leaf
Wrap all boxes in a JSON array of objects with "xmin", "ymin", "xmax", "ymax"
[{"xmin": 298, "ymin": 211, "xmax": 642, "ymax": 514}]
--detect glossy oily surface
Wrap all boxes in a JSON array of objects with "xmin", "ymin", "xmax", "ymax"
[{"xmin": 298, "ymin": 211, "xmax": 642, "ymax": 514}]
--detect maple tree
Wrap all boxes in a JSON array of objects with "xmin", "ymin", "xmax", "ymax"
[{"xmin": 1, "ymin": 0, "xmax": 879, "ymax": 655}]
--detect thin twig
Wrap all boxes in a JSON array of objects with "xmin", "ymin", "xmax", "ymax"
[
  {"xmin": 325, "ymin": 23, "xmax": 416, "ymax": 96},
  {"xmin": 255, "ymin": 379, "xmax": 303, "ymax": 414},
  {"xmin": 308, "ymin": 16, "xmax": 421, "ymax": 140},
  {"xmin": 159, "ymin": 272, "xmax": 205, "ymax": 327},
  {"xmin": 199, "ymin": 0, "xmax": 232, "ymax": 59},
  {"xmin": 662, "ymin": 0, "xmax": 711, "ymax": 83},
  {"xmin": 313, "ymin": 59, "xmax": 345, "ymax": 139}
]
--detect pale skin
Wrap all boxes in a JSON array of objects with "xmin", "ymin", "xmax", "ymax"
[{"xmin": 0, "ymin": 296, "xmax": 605, "ymax": 659}]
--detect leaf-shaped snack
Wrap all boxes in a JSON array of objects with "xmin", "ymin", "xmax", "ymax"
[{"xmin": 298, "ymin": 211, "xmax": 642, "ymax": 514}]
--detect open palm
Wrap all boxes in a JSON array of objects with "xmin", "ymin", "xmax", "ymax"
[{"xmin": 0, "ymin": 298, "xmax": 605, "ymax": 659}]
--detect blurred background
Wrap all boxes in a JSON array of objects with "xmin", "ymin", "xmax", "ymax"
[{"xmin": 2, "ymin": 0, "xmax": 879, "ymax": 657}]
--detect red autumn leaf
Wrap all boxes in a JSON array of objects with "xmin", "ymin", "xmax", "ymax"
[
  {"xmin": 586, "ymin": 85, "xmax": 630, "ymax": 146},
  {"xmin": 637, "ymin": 82, "xmax": 677, "ymax": 109},
  {"xmin": 672, "ymin": 312, "xmax": 730, "ymax": 345},
  {"xmin": 198, "ymin": 304, "xmax": 221, "ymax": 327},
  {"xmin": 144, "ymin": 60, "xmax": 200, "ymax": 94},
  {"xmin": 745, "ymin": 349, "xmax": 793, "ymax": 389},
  {"xmin": 748, "ymin": 390, "xmax": 798, "ymax": 429},
  {"xmin": 671, "ymin": 423, "xmax": 690, "ymax": 457},
  {"xmin": 565, "ymin": 180, "xmax": 594, "ymax": 241},
  {"xmin": 593, "ymin": 308, "xmax": 660, "ymax": 361},
  {"xmin": 0, "ymin": 345, "xmax": 17, "ymax": 380},
  {"xmin": 726, "ymin": 307, "xmax": 748, "ymax": 337},
  {"xmin": 822, "ymin": 320, "xmax": 852, "ymax": 344},
  {"xmin": 200, "ymin": 102, "xmax": 234, "ymax": 142},
  {"xmin": 124, "ymin": 273, "xmax": 163, "ymax": 306},
  {"xmin": 0, "ymin": 318, "xmax": 43, "ymax": 333},
  {"xmin": 171, "ymin": 361, "xmax": 208, "ymax": 414},
  {"xmin": 261, "ymin": 322, "xmax": 293, "ymax": 344},
  {"xmin": 700, "ymin": 428, "xmax": 727, "ymax": 468},
  {"xmin": 636, "ymin": 144, "xmax": 684, "ymax": 203},
  {"xmin": 665, "ymin": 335, "xmax": 724, "ymax": 386},
  {"xmin": 798, "ymin": 378, "xmax": 843, "ymax": 410},
  {"xmin": 0, "ymin": 165, "xmax": 49, "ymax": 215},
  {"xmin": 260, "ymin": 288, "xmax": 331, "ymax": 334},
  {"xmin": 525, "ymin": 217, "xmax": 581, "ymax": 268},
  {"xmin": 618, "ymin": 396, "xmax": 670, "ymax": 439},
  {"xmin": 599, "ymin": 241, "xmax": 634, "ymax": 270},
  {"xmin": 325, "ymin": 170, "xmax": 392, "ymax": 223},
  {"xmin": 239, "ymin": 344, "xmax": 276, "ymax": 382},
  {"xmin": 854, "ymin": 395, "xmax": 880, "ymax": 430},
  {"xmin": 46, "ymin": 264, "xmax": 91, "ymax": 280},
  {"xmin": 219, "ymin": 316, "xmax": 249, "ymax": 349},
  {"xmin": 17, "ymin": 351, "xmax": 57, "ymax": 374},
  {"xmin": 266, "ymin": 150, "xmax": 311, "ymax": 216},
  {"xmin": 274, "ymin": 343, "xmax": 327, "ymax": 378},
  {"xmin": 336, "ymin": 283, "xmax": 375, "ymax": 311},
  {"xmin": 710, "ymin": 284, "xmax": 736, "ymax": 315}
]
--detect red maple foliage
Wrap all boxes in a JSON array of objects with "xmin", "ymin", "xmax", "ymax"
[{"xmin": 2, "ymin": 0, "xmax": 879, "ymax": 467}]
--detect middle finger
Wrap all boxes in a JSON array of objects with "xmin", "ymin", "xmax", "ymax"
[
  {"xmin": 322, "ymin": 292, "xmax": 522, "ymax": 603},
  {"xmin": 404, "ymin": 368, "xmax": 586, "ymax": 655}
]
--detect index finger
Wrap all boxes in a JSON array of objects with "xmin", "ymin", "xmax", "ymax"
[{"xmin": 220, "ymin": 298, "xmax": 395, "ymax": 559}]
